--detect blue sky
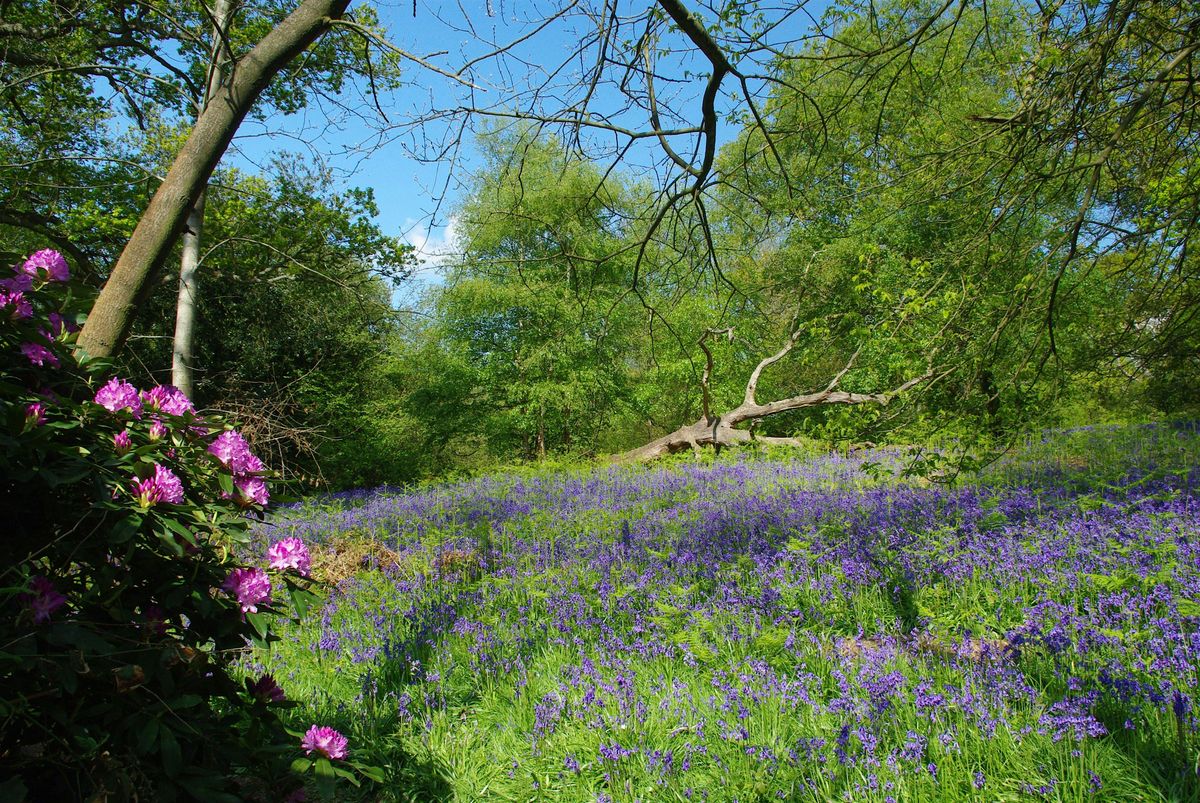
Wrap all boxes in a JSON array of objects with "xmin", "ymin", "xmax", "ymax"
[{"xmin": 228, "ymin": 0, "xmax": 827, "ymax": 279}]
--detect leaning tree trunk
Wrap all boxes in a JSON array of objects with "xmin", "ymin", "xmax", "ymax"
[
  {"xmin": 172, "ymin": 0, "xmax": 231, "ymax": 398},
  {"xmin": 77, "ymin": 0, "xmax": 351, "ymax": 359},
  {"xmin": 614, "ymin": 329, "xmax": 933, "ymax": 462}
]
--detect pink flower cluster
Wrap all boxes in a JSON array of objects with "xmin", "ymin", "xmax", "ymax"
[
  {"xmin": 268, "ymin": 536, "xmax": 311, "ymax": 576},
  {"xmin": 143, "ymin": 384, "xmax": 195, "ymax": 417},
  {"xmin": 223, "ymin": 567, "xmax": 271, "ymax": 613},
  {"xmin": 21, "ymin": 342, "xmax": 57, "ymax": 368},
  {"xmin": 1, "ymin": 249, "xmax": 69, "ymax": 294},
  {"xmin": 95, "ymin": 377, "xmax": 143, "ymax": 418},
  {"xmin": 208, "ymin": 430, "xmax": 270, "ymax": 506},
  {"xmin": 300, "ymin": 725, "xmax": 348, "ymax": 760},
  {"xmin": 0, "ymin": 290, "xmax": 32, "ymax": 320},
  {"xmin": 22, "ymin": 249, "xmax": 70, "ymax": 283},
  {"xmin": 131, "ymin": 463, "xmax": 185, "ymax": 506}
]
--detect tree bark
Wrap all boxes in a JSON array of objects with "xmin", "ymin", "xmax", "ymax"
[
  {"xmin": 172, "ymin": 195, "xmax": 206, "ymax": 397},
  {"xmin": 172, "ymin": 0, "xmax": 231, "ymax": 397},
  {"xmin": 77, "ymin": 0, "xmax": 351, "ymax": 359}
]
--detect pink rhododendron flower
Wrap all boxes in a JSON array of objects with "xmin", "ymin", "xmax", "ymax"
[
  {"xmin": 21, "ymin": 576, "xmax": 67, "ymax": 624},
  {"xmin": 142, "ymin": 604, "xmax": 168, "ymax": 637},
  {"xmin": 208, "ymin": 429, "xmax": 263, "ymax": 474},
  {"xmin": 22, "ymin": 249, "xmax": 69, "ymax": 282},
  {"xmin": 25, "ymin": 402, "xmax": 46, "ymax": 427},
  {"xmin": 267, "ymin": 537, "xmax": 310, "ymax": 575},
  {"xmin": 248, "ymin": 673, "xmax": 286, "ymax": 703},
  {"xmin": 235, "ymin": 475, "xmax": 270, "ymax": 507},
  {"xmin": 148, "ymin": 418, "xmax": 168, "ymax": 441},
  {"xmin": 113, "ymin": 429, "xmax": 132, "ymax": 453},
  {"xmin": 131, "ymin": 463, "xmax": 184, "ymax": 506},
  {"xmin": 94, "ymin": 378, "xmax": 143, "ymax": 418},
  {"xmin": 300, "ymin": 725, "xmax": 348, "ymax": 760},
  {"xmin": 142, "ymin": 384, "xmax": 195, "ymax": 417},
  {"xmin": 46, "ymin": 311, "xmax": 77, "ymax": 336},
  {"xmin": 0, "ymin": 290, "xmax": 32, "ymax": 320},
  {"xmin": 0, "ymin": 271, "xmax": 32, "ymax": 293},
  {"xmin": 21, "ymin": 342, "xmax": 58, "ymax": 367},
  {"xmin": 223, "ymin": 567, "xmax": 271, "ymax": 613}
]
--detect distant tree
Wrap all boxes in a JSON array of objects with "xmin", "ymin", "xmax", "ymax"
[{"xmin": 420, "ymin": 131, "xmax": 644, "ymax": 460}]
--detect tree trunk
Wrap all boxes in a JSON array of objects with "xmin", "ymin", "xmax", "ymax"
[
  {"xmin": 172, "ymin": 195, "xmax": 205, "ymax": 398},
  {"xmin": 77, "ymin": 0, "xmax": 351, "ymax": 359},
  {"xmin": 612, "ymin": 330, "xmax": 933, "ymax": 462},
  {"xmin": 172, "ymin": 0, "xmax": 231, "ymax": 397},
  {"xmin": 536, "ymin": 405, "xmax": 546, "ymax": 460}
]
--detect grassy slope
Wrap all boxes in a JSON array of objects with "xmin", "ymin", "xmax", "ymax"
[{"xmin": 250, "ymin": 425, "xmax": 1200, "ymax": 802}]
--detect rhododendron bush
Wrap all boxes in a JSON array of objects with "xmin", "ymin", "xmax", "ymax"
[{"xmin": 0, "ymin": 249, "xmax": 374, "ymax": 800}]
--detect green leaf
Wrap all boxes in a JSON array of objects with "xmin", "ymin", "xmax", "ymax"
[
  {"xmin": 291, "ymin": 757, "xmax": 313, "ymax": 774},
  {"xmin": 288, "ymin": 586, "xmax": 320, "ymax": 619},
  {"xmin": 135, "ymin": 717, "xmax": 159, "ymax": 754},
  {"xmin": 1177, "ymin": 598, "xmax": 1200, "ymax": 618},
  {"xmin": 354, "ymin": 762, "xmax": 385, "ymax": 783},
  {"xmin": 244, "ymin": 612, "xmax": 270, "ymax": 640},
  {"xmin": 159, "ymin": 727, "xmax": 182, "ymax": 778},
  {"xmin": 0, "ymin": 776, "xmax": 28, "ymax": 802},
  {"xmin": 333, "ymin": 766, "xmax": 361, "ymax": 786},
  {"xmin": 109, "ymin": 514, "xmax": 142, "ymax": 544}
]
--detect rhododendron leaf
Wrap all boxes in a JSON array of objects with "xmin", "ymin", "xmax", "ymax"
[
  {"xmin": 314, "ymin": 757, "xmax": 335, "ymax": 779},
  {"xmin": 157, "ymin": 530, "xmax": 185, "ymax": 557},
  {"xmin": 159, "ymin": 727, "xmax": 181, "ymax": 777},
  {"xmin": 351, "ymin": 762, "xmax": 385, "ymax": 783},
  {"xmin": 291, "ymin": 757, "xmax": 312, "ymax": 773},
  {"xmin": 333, "ymin": 765, "xmax": 361, "ymax": 785},
  {"xmin": 245, "ymin": 611, "xmax": 270, "ymax": 640},
  {"xmin": 288, "ymin": 586, "xmax": 319, "ymax": 619},
  {"xmin": 158, "ymin": 516, "xmax": 197, "ymax": 547},
  {"xmin": 110, "ymin": 515, "xmax": 142, "ymax": 544},
  {"xmin": 217, "ymin": 472, "xmax": 235, "ymax": 495},
  {"xmin": 136, "ymin": 718, "xmax": 159, "ymax": 754}
]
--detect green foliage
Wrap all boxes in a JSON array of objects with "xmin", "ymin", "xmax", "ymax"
[
  {"xmin": 405, "ymin": 130, "xmax": 648, "ymax": 463},
  {"xmin": 0, "ymin": 250, "xmax": 338, "ymax": 800},
  {"xmin": 122, "ymin": 157, "xmax": 414, "ymax": 488}
]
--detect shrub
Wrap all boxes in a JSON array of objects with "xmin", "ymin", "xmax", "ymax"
[{"xmin": 0, "ymin": 250, "xmax": 371, "ymax": 801}]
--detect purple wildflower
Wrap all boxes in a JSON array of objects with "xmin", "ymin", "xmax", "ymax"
[
  {"xmin": 131, "ymin": 463, "xmax": 184, "ymax": 506},
  {"xmin": 94, "ymin": 378, "xmax": 143, "ymax": 418},
  {"xmin": 300, "ymin": 725, "xmax": 348, "ymax": 760},
  {"xmin": 268, "ymin": 537, "xmax": 310, "ymax": 575},
  {"xmin": 22, "ymin": 249, "xmax": 69, "ymax": 282},
  {"xmin": 223, "ymin": 567, "xmax": 271, "ymax": 613},
  {"xmin": 1173, "ymin": 690, "xmax": 1190, "ymax": 720}
]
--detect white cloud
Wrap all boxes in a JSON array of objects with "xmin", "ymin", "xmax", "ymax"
[{"xmin": 403, "ymin": 216, "xmax": 459, "ymax": 276}]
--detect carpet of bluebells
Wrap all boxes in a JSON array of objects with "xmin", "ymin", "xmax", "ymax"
[{"xmin": 248, "ymin": 425, "xmax": 1200, "ymax": 802}]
